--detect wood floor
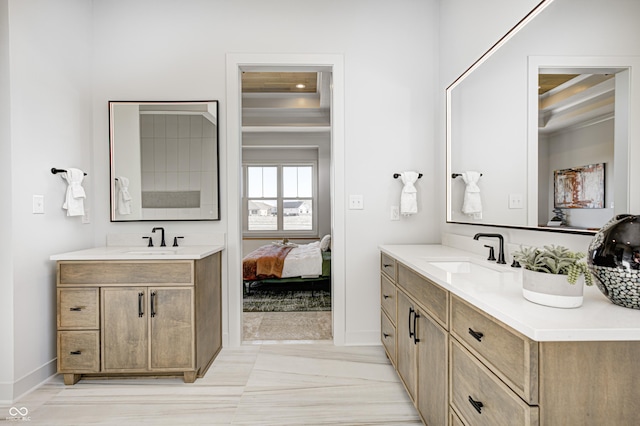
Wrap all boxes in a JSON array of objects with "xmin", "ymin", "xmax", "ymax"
[
  {"xmin": 5, "ymin": 344, "xmax": 422, "ymax": 425},
  {"xmin": 243, "ymin": 311, "xmax": 332, "ymax": 342}
]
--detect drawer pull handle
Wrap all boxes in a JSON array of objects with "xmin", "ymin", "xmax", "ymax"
[
  {"xmin": 70, "ymin": 350, "xmax": 82, "ymax": 355},
  {"xmin": 413, "ymin": 311, "xmax": 420, "ymax": 344},
  {"xmin": 408, "ymin": 308, "xmax": 415, "ymax": 339},
  {"xmin": 138, "ymin": 292, "xmax": 144, "ymax": 317},
  {"xmin": 383, "ymin": 294, "xmax": 390, "ymax": 299},
  {"xmin": 69, "ymin": 307, "xmax": 83, "ymax": 311},
  {"xmin": 468, "ymin": 328, "xmax": 484, "ymax": 342},
  {"xmin": 151, "ymin": 291, "xmax": 157, "ymax": 318},
  {"xmin": 468, "ymin": 396, "xmax": 484, "ymax": 414},
  {"xmin": 383, "ymin": 263, "xmax": 393, "ymax": 268}
]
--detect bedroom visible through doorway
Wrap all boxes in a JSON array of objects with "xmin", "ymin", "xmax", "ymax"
[{"xmin": 240, "ymin": 69, "xmax": 333, "ymax": 342}]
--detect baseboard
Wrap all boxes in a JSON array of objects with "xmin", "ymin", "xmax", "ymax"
[
  {"xmin": 0, "ymin": 358, "xmax": 57, "ymax": 404},
  {"xmin": 344, "ymin": 330, "xmax": 382, "ymax": 346}
]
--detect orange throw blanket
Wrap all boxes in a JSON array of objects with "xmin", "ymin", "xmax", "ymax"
[{"xmin": 242, "ymin": 244, "xmax": 294, "ymax": 280}]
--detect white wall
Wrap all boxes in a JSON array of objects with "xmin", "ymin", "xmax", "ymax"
[
  {"xmin": 91, "ymin": 0, "xmax": 439, "ymax": 346},
  {"xmin": 540, "ymin": 119, "xmax": 614, "ymax": 228},
  {"xmin": 2, "ymin": 0, "xmax": 94, "ymax": 402}
]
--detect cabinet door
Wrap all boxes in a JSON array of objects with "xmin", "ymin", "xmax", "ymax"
[
  {"xmin": 102, "ymin": 287, "xmax": 148, "ymax": 371},
  {"xmin": 396, "ymin": 290, "xmax": 417, "ymax": 400},
  {"xmin": 150, "ymin": 288, "xmax": 194, "ymax": 370},
  {"xmin": 416, "ymin": 309, "xmax": 448, "ymax": 426}
]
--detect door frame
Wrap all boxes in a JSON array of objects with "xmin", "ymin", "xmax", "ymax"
[{"xmin": 225, "ymin": 53, "xmax": 346, "ymax": 346}]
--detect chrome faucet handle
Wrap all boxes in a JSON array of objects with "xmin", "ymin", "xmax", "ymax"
[{"xmin": 143, "ymin": 236, "xmax": 153, "ymax": 247}]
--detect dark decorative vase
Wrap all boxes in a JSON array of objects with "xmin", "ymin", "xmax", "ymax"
[{"xmin": 588, "ymin": 214, "xmax": 640, "ymax": 309}]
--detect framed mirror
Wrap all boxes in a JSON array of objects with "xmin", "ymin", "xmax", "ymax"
[
  {"xmin": 446, "ymin": 0, "xmax": 640, "ymax": 234},
  {"xmin": 109, "ymin": 101, "xmax": 220, "ymax": 221}
]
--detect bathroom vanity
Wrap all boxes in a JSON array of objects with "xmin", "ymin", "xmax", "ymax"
[
  {"xmin": 380, "ymin": 244, "xmax": 640, "ymax": 426},
  {"xmin": 51, "ymin": 245, "xmax": 223, "ymax": 385}
]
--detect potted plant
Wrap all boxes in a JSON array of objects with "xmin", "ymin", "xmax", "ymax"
[{"xmin": 512, "ymin": 245, "xmax": 593, "ymax": 308}]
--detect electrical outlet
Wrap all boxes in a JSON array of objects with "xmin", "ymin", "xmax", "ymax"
[
  {"xmin": 509, "ymin": 194, "xmax": 524, "ymax": 209},
  {"xmin": 349, "ymin": 195, "xmax": 364, "ymax": 210},
  {"xmin": 32, "ymin": 195, "xmax": 44, "ymax": 214},
  {"xmin": 391, "ymin": 205, "xmax": 400, "ymax": 221}
]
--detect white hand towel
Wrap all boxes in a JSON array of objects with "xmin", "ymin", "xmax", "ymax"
[
  {"xmin": 461, "ymin": 171, "xmax": 482, "ymax": 219},
  {"xmin": 400, "ymin": 171, "xmax": 419, "ymax": 216},
  {"xmin": 116, "ymin": 176, "xmax": 132, "ymax": 215},
  {"xmin": 61, "ymin": 168, "xmax": 86, "ymax": 217}
]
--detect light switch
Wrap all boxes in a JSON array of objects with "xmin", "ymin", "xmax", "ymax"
[
  {"xmin": 349, "ymin": 195, "xmax": 364, "ymax": 210},
  {"xmin": 391, "ymin": 206, "xmax": 400, "ymax": 221},
  {"xmin": 33, "ymin": 195, "xmax": 44, "ymax": 214},
  {"xmin": 509, "ymin": 194, "xmax": 524, "ymax": 209}
]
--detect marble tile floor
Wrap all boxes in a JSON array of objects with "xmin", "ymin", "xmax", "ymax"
[
  {"xmin": 3, "ymin": 344, "xmax": 422, "ymax": 425},
  {"xmin": 243, "ymin": 311, "xmax": 333, "ymax": 342}
]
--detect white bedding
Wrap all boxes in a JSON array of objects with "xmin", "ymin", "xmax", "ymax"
[{"xmin": 280, "ymin": 241, "xmax": 323, "ymax": 278}]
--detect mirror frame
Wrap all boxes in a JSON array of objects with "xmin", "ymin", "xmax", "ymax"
[
  {"xmin": 445, "ymin": 0, "xmax": 606, "ymax": 235},
  {"xmin": 109, "ymin": 100, "xmax": 220, "ymax": 222}
]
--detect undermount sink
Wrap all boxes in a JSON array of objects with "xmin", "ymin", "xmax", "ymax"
[
  {"xmin": 123, "ymin": 248, "xmax": 181, "ymax": 255},
  {"xmin": 427, "ymin": 260, "xmax": 509, "ymax": 275}
]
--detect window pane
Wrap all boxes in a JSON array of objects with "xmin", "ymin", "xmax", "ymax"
[
  {"xmin": 248, "ymin": 199, "xmax": 277, "ymax": 230},
  {"xmin": 283, "ymin": 200, "xmax": 312, "ymax": 230},
  {"xmin": 247, "ymin": 167, "xmax": 277, "ymax": 198},
  {"xmin": 283, "ymin": 166, "xmax": 312, "ymax": 197}
]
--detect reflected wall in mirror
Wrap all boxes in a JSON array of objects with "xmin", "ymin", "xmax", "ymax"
[
  {"xmin": 446, "ymin": 0, "xmax": 640, "ymax": 234},
  {"xmin": 109, "ymin": 101, "xmax": 220, "ymax": 221}
]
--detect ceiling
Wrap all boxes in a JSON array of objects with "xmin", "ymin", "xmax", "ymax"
[{"xmin": 241, "ymin": 72, "xmax": 318, "ymax": 93}]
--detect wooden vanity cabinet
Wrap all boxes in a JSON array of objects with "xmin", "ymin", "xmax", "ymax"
[
  {"xmin": 382, "ymin": 251, "xmax": 640, "ymax": 426},
  {"xmin": 56, "ymin": 252, "xmax": 221, "ymax": 385},
  {"xmin": 382, "ymin": 256, "xmax": 448, "ymax": 426}
]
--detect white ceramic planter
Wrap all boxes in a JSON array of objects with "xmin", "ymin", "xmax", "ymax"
[{"xmin": 522, "ymin": 269, "xmax": 584, "ymax": 308}]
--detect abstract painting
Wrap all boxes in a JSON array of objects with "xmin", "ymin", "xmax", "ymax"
[{"xmin": 554, "ymin": 163, "xmax": 604, "ymax": 209}]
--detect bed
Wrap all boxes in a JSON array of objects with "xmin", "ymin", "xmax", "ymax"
[{"xmin": 242, "ymin": 236, "xmax": 331, "ymax": 295}]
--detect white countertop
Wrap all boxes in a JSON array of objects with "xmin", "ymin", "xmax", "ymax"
[
  {"xmin": 50, "ymin": 245, "xmax": 224, "ymax": 261},
  {"xmin": 379, "ymin": 244, "xmax": 640, "ymax": 342}
]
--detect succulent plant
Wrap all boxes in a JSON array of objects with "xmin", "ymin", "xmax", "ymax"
[{"xmin": 513, "ymin": 245, "xmax": 593, "ymax": 286}]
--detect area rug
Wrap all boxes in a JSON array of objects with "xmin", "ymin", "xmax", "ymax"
[{"xmin": 243, "ymin": 290, "xmax": 331, "ymax": 312}]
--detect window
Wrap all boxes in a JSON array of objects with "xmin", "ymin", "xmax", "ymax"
[{"xmin": 243, "ymin": 163, "xmax": 317, "ymax": 236}]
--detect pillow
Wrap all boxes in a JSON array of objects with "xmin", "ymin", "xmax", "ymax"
[{"xmin": 320, "ymin": 234, "xmax": 331, "ymax": 252}]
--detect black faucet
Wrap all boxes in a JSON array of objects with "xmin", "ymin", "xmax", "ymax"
[
  {"xmin": 473, "ymin": 233, "xmax": 506, "ymax": 264},
  {"xmin": 152, "ymin": 227, "xmax": 166, "ymax": 247}
]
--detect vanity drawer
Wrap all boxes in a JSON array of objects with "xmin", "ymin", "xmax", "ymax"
[
  {"xmin": 381, "ymin": 309, "xmax": 396, "ymax": 365},
  {"xmin": 58, "ymin": 261, "xmax": 193, "ymax": 285},
  {"xmin": 381, "ymin": 274, "xmax": 397, "ymax": 323},
  {"xmin": 381, "ymin": 253, "xmax": 396, "ymax": 280},
  {"xmin": 58, "ymin": 331, "xmax": 100, "ymax": 373},
  {"xmin": 397, "ymin": 263, "xmax": 448, "ymax": 327},
  {"xmin": 451, "ymin": 295, "xmax": 538, "ymax": 404},
  {"xmin": 58, "ymin": 288, "xmax": 99, "ymax": 329},
  {"xmin": 450, "ymin": 339, "xmax": 539, "ymax": 426}
]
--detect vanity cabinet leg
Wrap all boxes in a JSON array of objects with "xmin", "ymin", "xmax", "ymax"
[
  {"xmin": 183, "ymin": 371, "xmax": 196, "ymax": 383},
  {"xmin": 63, "ymin": 373, "xmax": 81, "ymax": 385}
]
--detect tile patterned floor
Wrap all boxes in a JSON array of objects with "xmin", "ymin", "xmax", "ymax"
[{"xmin": 3, "ymin": 344, "xmax": 422, "ymax": 425}]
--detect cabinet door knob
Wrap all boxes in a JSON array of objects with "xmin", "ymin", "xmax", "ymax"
[
  {"xmin": 468, "ymin": 328, "xmax": 484, "ymax": 342},
  {"xmin": 383, "ymin": 333, "xmax": 390, "ymax": 339},
  {"xmin": 468, "ymin": 396, "xmax": 484, "ymax": 414},
  {"xmin": 383, "ymin": 294, "xmax": 390, "ymax": 299}
]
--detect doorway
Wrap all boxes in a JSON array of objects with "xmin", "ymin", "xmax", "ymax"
[{"xmin": 225, "ymin": 54, "xmax": 346, "ymax": 347}]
